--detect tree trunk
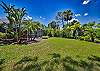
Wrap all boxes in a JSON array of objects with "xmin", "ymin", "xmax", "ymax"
[
  {"xmin": 27, "ymin": 30, "xmax": 28, "ymax": 41},
  {"xmin": 91, "ymin": 37, "xmax": 94, "ymax": 42},
  {"xmin": 16, "ymin": 28, "xmax": 18, "ymax": 42},
  {"xmin": 5, "ymin": 29, "xmax": 7, "ymax": 40},
  {"xmin": 18, "ymin": 23, "xmax": 21, "ymax": 43},
  {"xmin": 62, "ymin": 17, "xmax": 64, "ymax": 28}
]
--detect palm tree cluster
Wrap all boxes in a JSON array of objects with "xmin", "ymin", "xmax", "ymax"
[
  {"xmin": 44, "ymin": 10, "xmax": 99, "ymax": 42},
  {"xmin": 0, "ymin": 1, "xmax": 43, "ymax": 44}
]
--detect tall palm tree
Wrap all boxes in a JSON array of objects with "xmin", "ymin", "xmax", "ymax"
[
  {"xmin": 56, "ymin": 10, "xmax": 73, "ymax": 28},
  {"xmin": 14, "ymin": 8, "xmax": 27, "ymax": 42},
  {"xmin": 0, "ymin": 1, "xmax": 27, "ymax": 42},
  {"xmin": 62, "ymin": 10, "xmax": 73, "ymax": 23},
  {"xmin": 0, "ymin": 1, "xmax": 15, "ymax": 39}
]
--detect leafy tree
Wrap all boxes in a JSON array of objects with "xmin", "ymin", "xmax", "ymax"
[
  {"xmin": 81, "ymin": 22, "xmax": 96, "ymax": 42},
  {"xmin": 63, "ymin": 20, "xmax": 81, "ymax": 38},
  {"xmin": 96, "ymin": 23, "xmax": 100, "ymax": 28},
  {"xmin": 48, "ymin": 21, "xmax": 59, "ymax": 29},
  {"xmin": 96, "ymin": 28, "xmax": 100, "ymax": 39},
  {"xmin": 56, "ymin": 10, "xmax": 73, "ymax": 28},
  {"xmin": 47, "ymin": 28, "xmax": 54, "ymax": 37}
]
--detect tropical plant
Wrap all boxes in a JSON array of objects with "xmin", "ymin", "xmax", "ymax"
[
  {"xmin": 81, "ymin": 22, "xmax": 96, "ymax": 42},
  {"xmin": 0, "ymin": 1, "xmax": 27, "ymax": 42},
  {"xmin": 48, "ymin": 21, "xmax": 59, "ymax": 29},
  {"xmin": 0, "ymin": 32, "xmax": 6, "ymax": 39},
  {"xmin": 96, "ymin": 28, "xmax": 100, "ymax": 39},
  {"xmin": 56, "ymin": 10, "xmax": 73, "ymax": 28}
]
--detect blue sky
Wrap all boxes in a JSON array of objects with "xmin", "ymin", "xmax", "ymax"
[{"xmin": 0, "ymin": 0, "xmax": 100, "ymax": 25}]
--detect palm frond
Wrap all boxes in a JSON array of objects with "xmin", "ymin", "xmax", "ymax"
[{"xmin": 0, "ymin": 4, "xmax": 7, "ymax": 11}]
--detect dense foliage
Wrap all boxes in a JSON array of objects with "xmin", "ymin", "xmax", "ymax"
[
  {"xmin": 0, "ymin": 1, "xmax": 100, "ymax": 43},
  {"xmin": 0, "ymin": 1, "xmax": 43, "ymax": 44},
  {"xmin": 44, "ymin": 11, "xmax": 99, "ymax": 42}
]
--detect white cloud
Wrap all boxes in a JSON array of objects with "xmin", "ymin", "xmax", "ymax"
[
  {"xmin": 83, "ymin": 0, "xmax": 90, "ymax": 5},
  {"xmin": 84, "ymin": 13, "xmax": 88, "ymax": 16},
  {"xmin": 24, "ymin": 16, "xmax": 32, "ymax": 20},
  {"xmin": 43, "ymin": 18, "xmax": 46, "ymax": 20},
  {"xmin": 40, "ymin": 16, "xmax": 42, "ymax": 19},
  {"xmin": 27, "ymin": 16, "xmax": 32, "ymax": 20},
  {"xmin": 68, "ymin": 18, "xmax": 79, "ymax": 23},
  {"xmin": 75, "ymin": 14, "xmax": 81, "ymax": 17},
  {"xmin": 39, "ymin": 16, "xmax": 46, "ymax": 20}
]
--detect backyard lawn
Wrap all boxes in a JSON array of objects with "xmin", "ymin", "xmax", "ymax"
[{"xmin": 0, "ymin": 38, "xmax": 100, "ymax": 71}]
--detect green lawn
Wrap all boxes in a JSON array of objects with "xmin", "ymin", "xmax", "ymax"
[{"xmin": 0, "ymin": 37, "xmax": 100, "ymax": 71}]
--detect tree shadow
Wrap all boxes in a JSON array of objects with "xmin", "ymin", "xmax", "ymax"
[
  {"xmin": 63, "ymin": 56, "xmax": 96, "ymax": 71},
  {"xmin": 0, "ymin": 58, "xmax": 5, "ymax": 71},
  {"xmin": 88, "ymin": 55, "xmax": 100, "ymax": 62},
  {"xmin": 62, "ymin": 63, "xmax": 77, "ymax": 71},
  {"xmin": 13, "ymin": 56, "xmax": 41, "ymax": 71},
  {"xmin": 62, "ymin": 56, "xmax": 79, "ymax": 71},
  {"xmin": 88, "ymin": 55, "xmax": 100, "ymax": 70},
  {"xmin": 78, "ymin": 60, "xmax": 94, "ymax": 71},
  {"xmin": 12, "ymin": 54, "xmax": 100, "ymax": 71}
]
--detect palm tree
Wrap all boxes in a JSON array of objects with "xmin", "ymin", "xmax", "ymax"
[
  {"xmin": 22, "ymin": 19, "xmax": 34, "ymax": 41},
  {"xmin": 22, "ymin": 20, "xmax": 42, "ymax": 41},
  {"xmin": 62, "ymin": 10, "xmax": 73, "ymax": 22},
  {"xmin": 14, "ymin": 8, "xmax": 27, "ymax": 42},
  {"xmin": 48, "ymin": 21, "xmax": 57, "ymax": 29},
  {"xmin": 56, "ymin": 10, "xmax": 73, "ymax": 28},
  {"xmin": 0, "ymin": 1, "xmax": 15, "ymax": 39},
  {"xmin": 0, "ymin": 1, "xmax": 27, "ymax": 42}
]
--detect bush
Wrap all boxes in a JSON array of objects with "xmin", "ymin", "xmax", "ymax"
[
  {"xmin": 43, "ymin": 29, "xmax": 48, "ymax": 36},
  {"xmin": 0, "ymin": 32, "xmax": 6, "ymax": 39},
  {"xmin": 54, "ymin": 29, "xmax": 60, "ymax": 37},
  {"xmin": 84, "ymin": 35, "xmax": 90, "ymax": 41},
  {"xmin": 79, "ymin": 36, "xmax": 84, "ymax": 40},
  {"xmin": 47, "ymin": 28, "xmax": 54, "ymax": 37},
  {"xmin": 79, "ymin": 35, "xmax": 90, "ymax": 41},
  {"xmin": 96, "ymin": 28, "xmax": 100, "ymax": 40},
  {"xmin": 6, "ymin": 32, "xmax": 14, "ymax": 39},
  {"xmin": 42, "ymin": 36, "xmax": 49, "ymax": 39}
]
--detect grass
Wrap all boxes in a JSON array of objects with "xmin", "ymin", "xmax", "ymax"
[{"xmin": 0, "ymin": 37, "xmax": 100, "ymax": 71}]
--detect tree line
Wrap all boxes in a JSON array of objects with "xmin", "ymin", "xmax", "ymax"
[
  {"xmin": 43, "ymin": 10, "xmax": 100, "ymax": 43},
  {"xmin": 0, "ymin": 1, "xmax": 100, "ymax": 44}
]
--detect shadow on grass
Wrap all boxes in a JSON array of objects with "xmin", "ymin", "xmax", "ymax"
[
  {"xmin": 88, "ymin": 55, "xmax": 100, "ymax": 69},
  {"xmin": 13, "ymin": 56, "xmax": 41, "ymax": 71},
  {"xmin": 12, "ymin": 54, "xmax": 100, "ymax": 71},
  {"xmin": 0, "ymin": 58, "xmax": 5, "ymax": 71},
  {"xmin": 88, "ymin": 55, "xmax": 100, "ymax": 62}
]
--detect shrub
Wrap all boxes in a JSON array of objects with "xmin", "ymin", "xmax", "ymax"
[
  {"xmin": 47, "ymin": 28, "xmax": 54, "ymax": 37},
  {"xmin": 43, "ymin": 29, "xmax": 48, "ymax": 36},
  {"xmin": 96, "ymin": 28, "xmax": 100, "ymax": 40},
  {"xmin": 54, "ymin": 29, "xmax": 60, "ymax": 37},
  {"xmin": 0, "ymin": 32, "xmax": 6, "ymax": 39},
  {"xmin": 79, "ymin": 36, "xmax": 84, "ymax": 40},
  {"xmin": 84, "ymin": 35, "xmax": 90, "ymax": 41},
  {"xmin": 42, "ymin": 36, "xmax": 49, "ymax": 39},
  {"xmin": 6, "ymin": 32, "xmax": 14, "ymax": 39}
]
